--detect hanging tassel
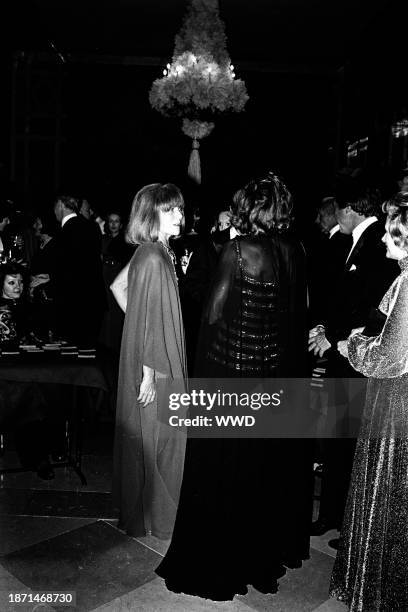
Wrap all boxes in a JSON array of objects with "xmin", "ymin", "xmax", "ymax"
[{"xmin": 188, "ymin": 138, "xmax": 201, "ymax": 184}]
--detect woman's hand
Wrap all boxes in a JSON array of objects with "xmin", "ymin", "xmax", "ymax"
[
  {"xmin": 137, "ymin": 365, "xmax": 156, "ymax": 407},
  {"xmin": 350, "ymin": 326, "xmax": 365, "ymax": 336},
  {"xmin": 337, "ymin": 340, "xmax": 348, "ymax": 359},
  {"xmin": 30, "ymin": 274, "xmax": 50, "ymax": 289},
  {"xmin": 29, "ymin": 274, "xmax": 50, "ymax": 297},
  {"xmin": 308, "ymin": 328, "xmax": 331, "ymax": 357}
]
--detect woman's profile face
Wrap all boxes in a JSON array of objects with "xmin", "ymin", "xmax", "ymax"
[
  {"xmin": 382, "ymin": 225, "xmax": 408, "ymax": 260},
  {"xmin": 158, "ymin": 206, "xmax": 183, "ymax": 240},
  {"xmin": 2, "ymin": 274, "xmax": 23, "ymax": 300}
]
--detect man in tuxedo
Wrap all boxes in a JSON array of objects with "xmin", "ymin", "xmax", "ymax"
[
  {"xmin": 309, "ymin": 181, "xmax": 399, "ymax": 543},
  {"xmin": 53, "ymin": 194, "xmax": 106, "ymax": 346},
  {"xmin": 79, "ymin": 197, "xmax": 105, "ymax": 236},
  {"xmin": 310, "ymin": 197, "xmax": 352, "ymax": 325}
]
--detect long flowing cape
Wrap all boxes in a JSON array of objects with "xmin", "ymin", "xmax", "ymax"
[{"xmin": 113, "ymin": 242, "xmax": 186, "ymax": 538}]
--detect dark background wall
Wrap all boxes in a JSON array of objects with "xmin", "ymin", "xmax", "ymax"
[
  {"xmin": 0, "ymin": 0, "xmax": 405, "ymax": 222},
  {"xmin": 4, "ymin": 57, "xmax": 337, "ymax": 222}
]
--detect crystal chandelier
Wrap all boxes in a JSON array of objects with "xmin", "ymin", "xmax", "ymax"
[{"xmin": 149, "ymin": 0, "xmax": 249, "ymax": 184}]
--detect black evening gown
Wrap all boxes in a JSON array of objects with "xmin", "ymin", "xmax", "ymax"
[
  {"xmin": 156, "ymin": 234, "xmax": 314, "ymax": 600},
  {"xmin": 330, "ymin": 257, "xmax": 408, "ymax": 611}
]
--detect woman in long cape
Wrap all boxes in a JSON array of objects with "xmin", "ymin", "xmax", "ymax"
[{"xmin": 111, "ymin": 183, "xmax": 187, "ymax": 540}]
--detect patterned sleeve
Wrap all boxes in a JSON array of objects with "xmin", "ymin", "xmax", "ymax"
[{"xmin": 348, "ymin": 273, "xmax": 408, "ymax": 378}]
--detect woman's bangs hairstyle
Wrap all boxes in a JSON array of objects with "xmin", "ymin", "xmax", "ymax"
[
  {"xmin": 0, "ymin": 262, "xmax": 26, "ymax": 295},
  {"xmin": 383, "ymin": 192, "xmax": 408, "ymax": 251},
  {"xmin": 126, "ymin": 183, "xmax": 185, "ymax": 244},
  {"xmin": 231, "ymin": 171, "xmax": 293, "ymax": 235}
]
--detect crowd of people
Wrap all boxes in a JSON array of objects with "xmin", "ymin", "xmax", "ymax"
[
  {"xmin": 110, "ymin": 167, "xmax": 408, "ymax": 610},
  {"xmin": 0, "ymin": 196, "xmax": 133, "ymax": 350},
  {"xmin": 1, "ymin": 163, "xmax": 408, "ymax": 609},
  {"xmin": 0, "ymin": 195, "xmax": 133, "ymax": 478}
]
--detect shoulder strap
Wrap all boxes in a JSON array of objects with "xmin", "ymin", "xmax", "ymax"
[{"xmin": 234, "ymin": 238, "xmax": 243, "ymax": 274}]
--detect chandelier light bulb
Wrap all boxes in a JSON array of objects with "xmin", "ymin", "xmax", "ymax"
[
  {"xmin": 163, "ymin": 69, "xmax": 167, "ymax": 76},
  {"xmin": 167, "ymin": 63, "xmax": 171, "ymax": 69},
  {"xmin": 230, "ymin": 64, "xmax": 234, "ymax": 71}
]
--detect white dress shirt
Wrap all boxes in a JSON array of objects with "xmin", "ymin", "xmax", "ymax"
[
  {"xmin": 61, "ymin": 212, "xmax": 77, "ymax": 228},
  {"xmin": 329, "ymin": 224, "xmax": 340, "ymax": 239},
  {"xmin": 346, "ymin": 216, "xmax": 378, "ymax": 262}
]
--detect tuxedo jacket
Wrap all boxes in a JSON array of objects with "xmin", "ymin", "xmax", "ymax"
[
  {"xmin": 309, "ymin": 229, "xmax": 352, "ymax": 326},
  {"xmin": 53, "ymin": 216, "xmax": 107, "ymax": 341},
  {"xmin": 325, "ymin": 220, "xmax": 399, "ymax": 345}
]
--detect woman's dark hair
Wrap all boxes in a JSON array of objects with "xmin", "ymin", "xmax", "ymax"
[
  {"xmin": 230, "ymin": 171, "xmax": 293, "ymax": 234},
  {"xmin": 383, "ymin": 191, "xmax": 408, "ymax": 251},
  {"xmin": 0, "ymin": 262, "xmax": 27, "ymax": 297}
]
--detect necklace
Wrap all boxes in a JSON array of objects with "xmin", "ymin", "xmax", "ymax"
[{"xmin": 159, "ymin": 241, "xmax": 178, "ymax": 280}]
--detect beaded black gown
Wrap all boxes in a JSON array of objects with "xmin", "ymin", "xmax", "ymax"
[
  {"xmin": 330, "ymin": 257, "xmax": 408, "ymax": 611},
  {"xmin": 156, "ymin": 234, "xmax": 314, "ymax": 600}
]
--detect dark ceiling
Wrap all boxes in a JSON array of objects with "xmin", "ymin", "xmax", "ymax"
[
  {"xmin": 0, "ymin": 0, "xmax": 405, "ymax": 209},
  {"xmin": 5, "ymin": 0, "xmax": 397, "ymax": 72}
]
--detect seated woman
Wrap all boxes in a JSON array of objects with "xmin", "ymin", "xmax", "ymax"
[
  {"xmin": 156, "ymin": 171, "xmax": 313, "ymax": 600},
  {"xmin": 0, "ymin": 262, "xmax": 29, "ymax": 346},
  {"xmin": 0, "ymin": 262, "xmax": 55, "ymax": 479}
]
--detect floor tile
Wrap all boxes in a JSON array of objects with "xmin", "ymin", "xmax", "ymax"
[
  {"xmin": 0, "ymin": 567, "xmax": 55, "ymax": 611},
  {"xmin": 92, "ymin": 576, "xmax": 255, "ymax": 612},
  {"xmin": 310, "ymin": 531, "xmax": 339, "ymax": 559},
  {"xmin": 136, "ymin": 534, "xmax": 171, "ymax": 557},
  {"xmin": 0, "ymin": 592, "xmax": 54, "ymax": 612},
  {"xmin": 0, "ymin": 423, "xmax": 341, "ymax": 611},
  {"xmin": 25, "ymin": 489, "xmax": 117, "ymax": 519},
  {"xmin": 0, "ymin": 515, "xmax": 96, "ymax": 555},
  {"xmin": 237, "ymin": 548, "xmax": 335, "ymax": 612},
  {"xmin": 0, "ymin": 564, "xmax": 36, "ymax": 612},
  {"xmin": 1, "ymin": 520, "xmax": 161, "ymax": 612}
]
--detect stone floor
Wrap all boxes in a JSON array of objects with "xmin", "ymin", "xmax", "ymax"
[{"xmin": 0, "ymin": 420, "xmax": 348, "ymax": 612}]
